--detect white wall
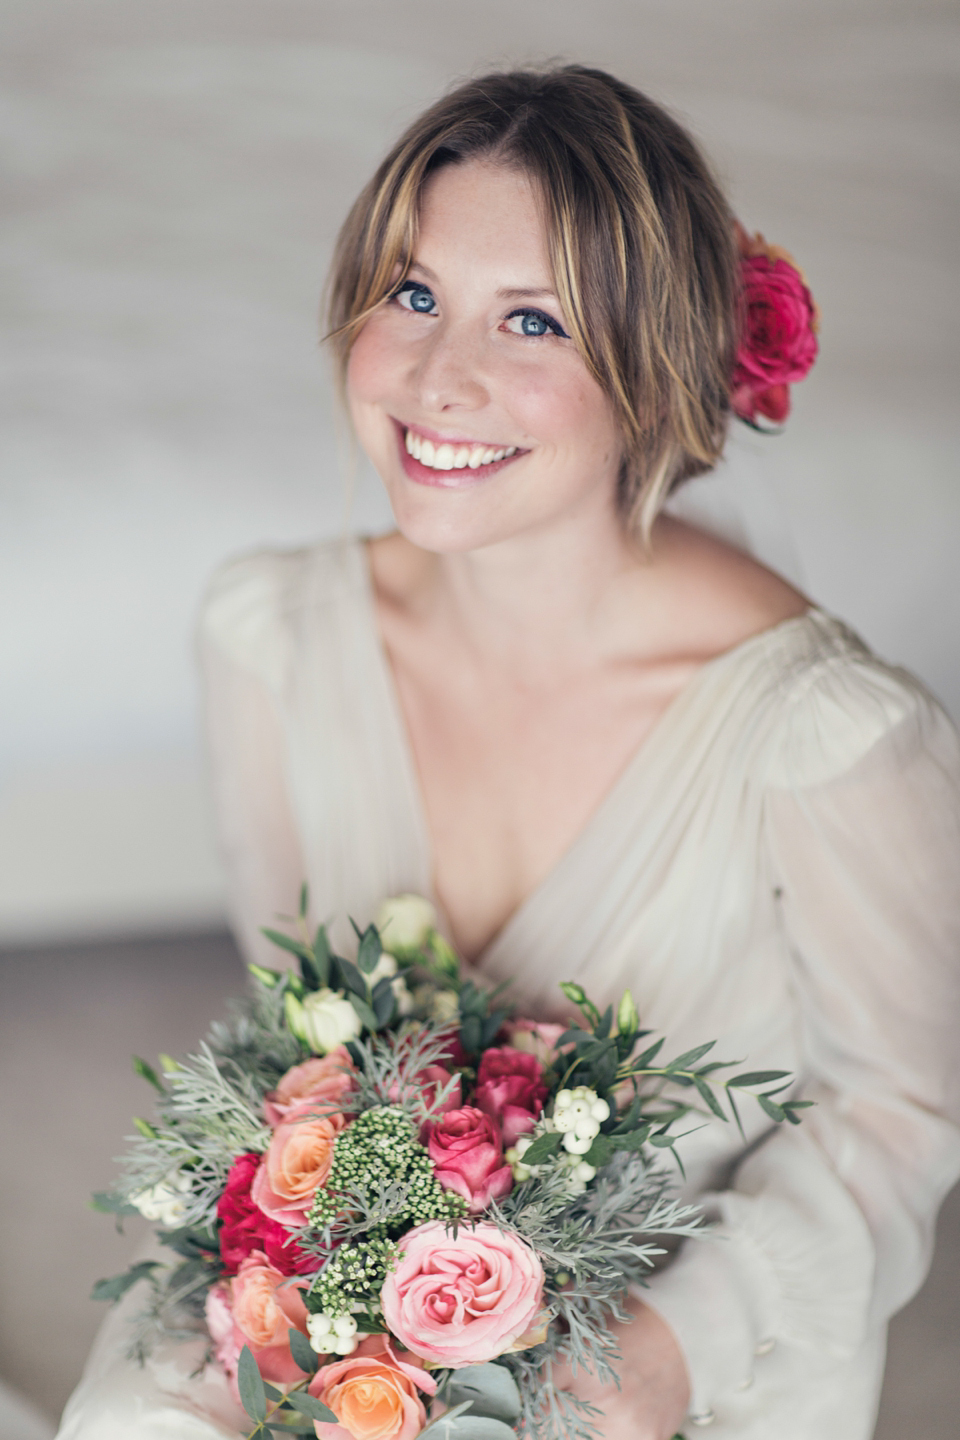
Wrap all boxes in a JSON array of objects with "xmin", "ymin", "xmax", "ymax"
[{"xmin": 2, "ymin": 0, "xmax": 958, "ymax": 941}]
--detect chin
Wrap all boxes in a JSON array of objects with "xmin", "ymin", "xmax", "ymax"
[{"xmin": 385, "ymin": 485, "xmax": 525, "ymax": 555}]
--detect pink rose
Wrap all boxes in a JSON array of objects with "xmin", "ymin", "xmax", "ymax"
[
  {"xmin": 206, "ymin": 1252, "xmax": 309, "ymax": 1393},
  {"xmin": 505, "ymin": 1019, "xmax": 568, "ymax": 1065},
  {"xmin": 426, "ymin": 1106, "xmax": 513, "ymax": 1213},
  {"xmin": 264, "ymin": 1050, "xmax": 357, "ymax": 1127},
  {"xmin": 381, "ymin": 1220, "xmax": 545, "ymax": 1367},
  {"xmin": 308, "ymin": 1335, "xmax": 436, "ymax": 1440},
  {"xmin": 475, "ymin": 1047, "xmax": 548, "ymax": 1148},
  {"xmin": 252, "ymin": 1101, "xmax": 345, "ymax": 1227},
  {"xmin": 732, "ymin": 229, "xmax": 819, "ymax": 424}
]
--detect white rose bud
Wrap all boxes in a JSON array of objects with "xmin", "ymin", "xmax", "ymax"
[
  {"xmin": 375, "ymin": 894, "xmax": 437, "ymax": 957},
  {"xmin": 366, "ymin": 952, "xmax": 398, "ymax": 988},
  {"xmin": 288, "ymin": 987, "xmax": 362, "ymax": 1053},
  {"xmin": 429, "ymin": 989, "xmax": 460, "ymax": 1024},
  {"xmin": 390, "ymin": 975, "xmax": 415, "ymax": 1016},
  {"xmin": 131, "ymin": 1170, "xmax": 192, "ymax": 1226}
]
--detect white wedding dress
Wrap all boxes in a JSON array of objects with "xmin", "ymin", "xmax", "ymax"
[{"xmin": 58, "ymin": 537, "xmax": 960, "ymax": 1439}]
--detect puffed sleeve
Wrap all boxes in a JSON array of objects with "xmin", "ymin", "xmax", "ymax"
[
  {"xmin": 197, "ymin": 550, "xmax": 307, "ymax": 969},
  {"xmin": 641, "ymin": 677, "xmax": 960, "ymax": 1429}
]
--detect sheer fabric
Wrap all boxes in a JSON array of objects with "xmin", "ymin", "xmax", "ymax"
[{"xmin": 58, "ymin": 538, "xmax": 960, "ymax": 1439}]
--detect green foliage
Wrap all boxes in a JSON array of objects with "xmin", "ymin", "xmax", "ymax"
[{"xmin": 91, "ymin": 1260, "xmax": 160, "ymax": 1303}]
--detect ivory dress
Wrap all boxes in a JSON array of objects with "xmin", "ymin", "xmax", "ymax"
[{"xmin": 58, "ymin": 537, "xmax": 960, "ymax": 1440}]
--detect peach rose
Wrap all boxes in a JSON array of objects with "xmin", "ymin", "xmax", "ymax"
[
  {"xmin": 264, "ymin": 1050, "xmax": 357, "ymax": 1127},
  {"xmin": 381, "ymin": 1220, "xmax": 545, "ymax": 1367},
  {"xmin": 308, "ymin": 1335, "xmax": 436, "ymax": 1440},
  {"xmin": 207, "ymin": 1252, "xmax": 309, "ymax": 1391},
  {"xmin": 253, "ymin": 1101, "xmax": 346, "ymax": 1227}
]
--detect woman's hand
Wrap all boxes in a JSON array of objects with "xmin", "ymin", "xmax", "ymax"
[{"xmin": 550, "ymin": 1292, "xmax": 691, "ymax": 1440}]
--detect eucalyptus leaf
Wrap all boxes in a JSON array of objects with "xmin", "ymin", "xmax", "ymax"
[
  {"xmin": 728, "ymin": 1069, "xmax": 791, "ymax": 1088},
  {"xmin": 90, "ymin": 1260, "xmax": 159, "ymax": 1303},
  {"xmin": 693, "ymin": 1074, "xmax": 727, "ymax": 1121},
  {"xmin": 666, "ymin": 1041, "xmax": 715, "ymax": 1071},
  {"xmin": 313, "ymin": 927, "xmax": 331, "ymax": 988},
  {"xmin": 237, "ymin": 1345, "xmax": 267, "ymax": 1424},
  {"xmin": 288, "ymin": 1327, "xmax": 319, "ymax": 1375},
  {"xmin": 347, "ymin": 991, "xmax": 380, "ymax": 1032},
  {"xmin": 632, "ymin": 1036, "xmax": 665, "ymax": 1068},
  {"xmin": 261, "ymin": 928, "xmax": 314, "ymax": 964},
  {"xmin": 444, "ymin": 1363, "xmax": 522, "ymax": 1422},
  {"xmin": 757, "ymin": 1094, "xmax": 786, "ymax": 1123},
  {"xmin": 338, "ymin": 957, "xmax": 369, "ymax": 1001},
  {"xmin": 357, "ymin": 925, "xmax": 383, "ymax": 974},
  {"xmin": 284, "ymin": 1391, "xmax": 338, "ymax": 1423},
  {"xmin": 520, "ymin": 1130, "xmax": 562, "ymax": 1165}
]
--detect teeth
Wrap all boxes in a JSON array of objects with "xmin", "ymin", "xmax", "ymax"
[{"xmin": 405, "ymin": 430, "xmax": 518, "ymax": 471}]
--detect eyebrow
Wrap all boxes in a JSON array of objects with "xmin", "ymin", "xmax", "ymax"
[{"xmin": 406, "ymin": 264, "xmax": 559, "ymax": 304}]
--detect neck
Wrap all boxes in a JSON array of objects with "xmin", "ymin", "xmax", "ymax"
[{"xmin": 418, "ymin": 495, "xmax": 646, "ymax": 676}]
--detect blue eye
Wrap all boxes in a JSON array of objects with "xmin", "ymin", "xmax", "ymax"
[
  {"xmin": 504, "ymin": 308, "xmax": 569, "ymax": 338},
  {"xmin": 394, "ymin": 280, "xmax": 437, "ymax": 315}
]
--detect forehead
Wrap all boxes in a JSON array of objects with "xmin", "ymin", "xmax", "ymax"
[{"xmin": 414, "ymin": 159, "xmax": 553, "ymax": 284}]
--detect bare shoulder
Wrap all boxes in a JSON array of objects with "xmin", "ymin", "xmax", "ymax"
[{"xmin": 644, "ymin": 516, "xmax": 811, "ymax": 663}]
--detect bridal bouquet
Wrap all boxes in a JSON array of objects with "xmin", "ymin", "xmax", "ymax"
[{"xmin": 94, "ymin": 891, "xmax": 806, "ymax": 1440}]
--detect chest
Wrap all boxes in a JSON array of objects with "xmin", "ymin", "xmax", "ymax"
[{"xmin": 383, "ymin": 639, "xmax": 699, "ymax": 960}]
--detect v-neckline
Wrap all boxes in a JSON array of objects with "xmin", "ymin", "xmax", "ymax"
[{"xmin": 352, "ymin": 536, "xmax": 819, "ymax": 968}]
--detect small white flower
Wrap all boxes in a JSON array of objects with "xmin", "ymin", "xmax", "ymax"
[
  {"xmin": 130, "ymin": 1171, "xmax": 192, "ymax": 1226},
  {"xmin": 553, "ymin": 1086, "xmax": 609, "ymax": 1155},
  {"xmin": 287, "ymin": 988, "xmax": 362, "ymax": 1053},
  {"xmin": 376, "ymin": 894, "xmax": 437, "ymax": 956},
  {"xmin": 307, "ymin": 1313, "xmax": 334, "ymax": 1354}
]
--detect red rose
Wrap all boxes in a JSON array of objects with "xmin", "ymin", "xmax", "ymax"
[
  {"xmin": 475, "ymin": 1047, "xmax": 548, "ymax": 1148},
  {"xmin": 217, "ymin": 1152, "xmax": 313, "ymax": 1275},
  {"xmin": 426, "ymin": 1106, "xmax": 513, "ymax": 1213},
  {"xmin": 732, "ymin": 230, "xmax": 819, "ymax": 424}
]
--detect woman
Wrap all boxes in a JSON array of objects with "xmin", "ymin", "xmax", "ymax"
[{"xmin": 59, "ymin": 66, "xmax": 960, "ymax": 1440}]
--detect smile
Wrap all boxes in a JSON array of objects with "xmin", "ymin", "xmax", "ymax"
[{"xmin": 393, "ymin": 420, "xmax": 526, "ymax": 487}]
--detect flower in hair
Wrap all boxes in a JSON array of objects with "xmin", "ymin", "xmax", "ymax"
[{"xmin": 732, "ymin": 223, "xmax": 819, "ymax": 426}]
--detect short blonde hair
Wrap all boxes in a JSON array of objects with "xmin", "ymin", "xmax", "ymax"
[{"xmin": 327, "ymin": 65, "xmax": 739, "ymax": 536}]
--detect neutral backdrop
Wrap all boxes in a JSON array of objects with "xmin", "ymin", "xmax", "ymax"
[
  {"xmin": 1, "ymin": 2, "xmax": 958, "ymax": 1434},
  {"xmin": 2, "ymin": 0, "xmax": 959, "ymax": 940}
]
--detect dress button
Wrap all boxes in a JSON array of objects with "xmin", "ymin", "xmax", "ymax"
[
  {"xmin": 736, "ymin": 1375, "xmax": 754, "ymax": 1390},
  {"xmin": 755, "ymin": 1338, "xmax": 776, "ymax": 1356},
  {"xmin": 689, "ymin": 1410, "xmax": 716, "ymax": 1427}
]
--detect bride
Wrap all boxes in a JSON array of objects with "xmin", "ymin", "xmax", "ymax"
[{"xmin": 59, "ymin": 65, "xmax": 960, "ymax": 1440}]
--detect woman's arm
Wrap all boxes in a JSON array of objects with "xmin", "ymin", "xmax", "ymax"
[{"xmin": 639, "ymin": 692, "xmax": 960, "ymax": 1429}]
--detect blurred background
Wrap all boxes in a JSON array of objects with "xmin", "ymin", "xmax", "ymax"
[{"xmin": 1, "ymin": 0, "xmax": 957, "ymax": 1433}]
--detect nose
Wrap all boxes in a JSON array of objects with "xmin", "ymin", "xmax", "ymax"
[{"xmin": 408, "ymin": 320, "xmax": 489, "ymax": 415}]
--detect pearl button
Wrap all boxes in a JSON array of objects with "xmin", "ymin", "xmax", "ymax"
[
  {"xmin": 689, "ymin": 1410, "xmax": 716, "ymax": 1427},
  {"xmin": 755, "ymin": 1337, "xmax": 776, "ymax": 1356},
  {"xmin": 736, "ymin": 1375, "xmax": 754, "ymax": 1390}
]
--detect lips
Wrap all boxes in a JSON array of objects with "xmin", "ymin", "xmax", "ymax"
[{"xmin": 392, "ymin": 420, "xmax": 526, "ymax": 488}]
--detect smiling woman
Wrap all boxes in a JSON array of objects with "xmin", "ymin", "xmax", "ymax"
[{"xmin": 57, "ymin": 62, "xmax": 960, "ymax": 1440}]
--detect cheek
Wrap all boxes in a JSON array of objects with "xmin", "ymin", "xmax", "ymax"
[{"xmin": 506, "ymin": 364, "xmax": 619, "ymax": 457}]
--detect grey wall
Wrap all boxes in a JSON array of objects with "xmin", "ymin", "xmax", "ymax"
[{"xmin": 2, "ymin": 0, "xmax": 958, "ymax": 939}]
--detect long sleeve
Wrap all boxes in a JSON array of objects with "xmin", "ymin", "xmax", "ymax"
[
  {"xmin": 198, "ymin": 552, "xmax": 307, "ymax": 969},
  {"xmin": 642, "ymin": 686, "xmax": 960, "ymax": 1433}
]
